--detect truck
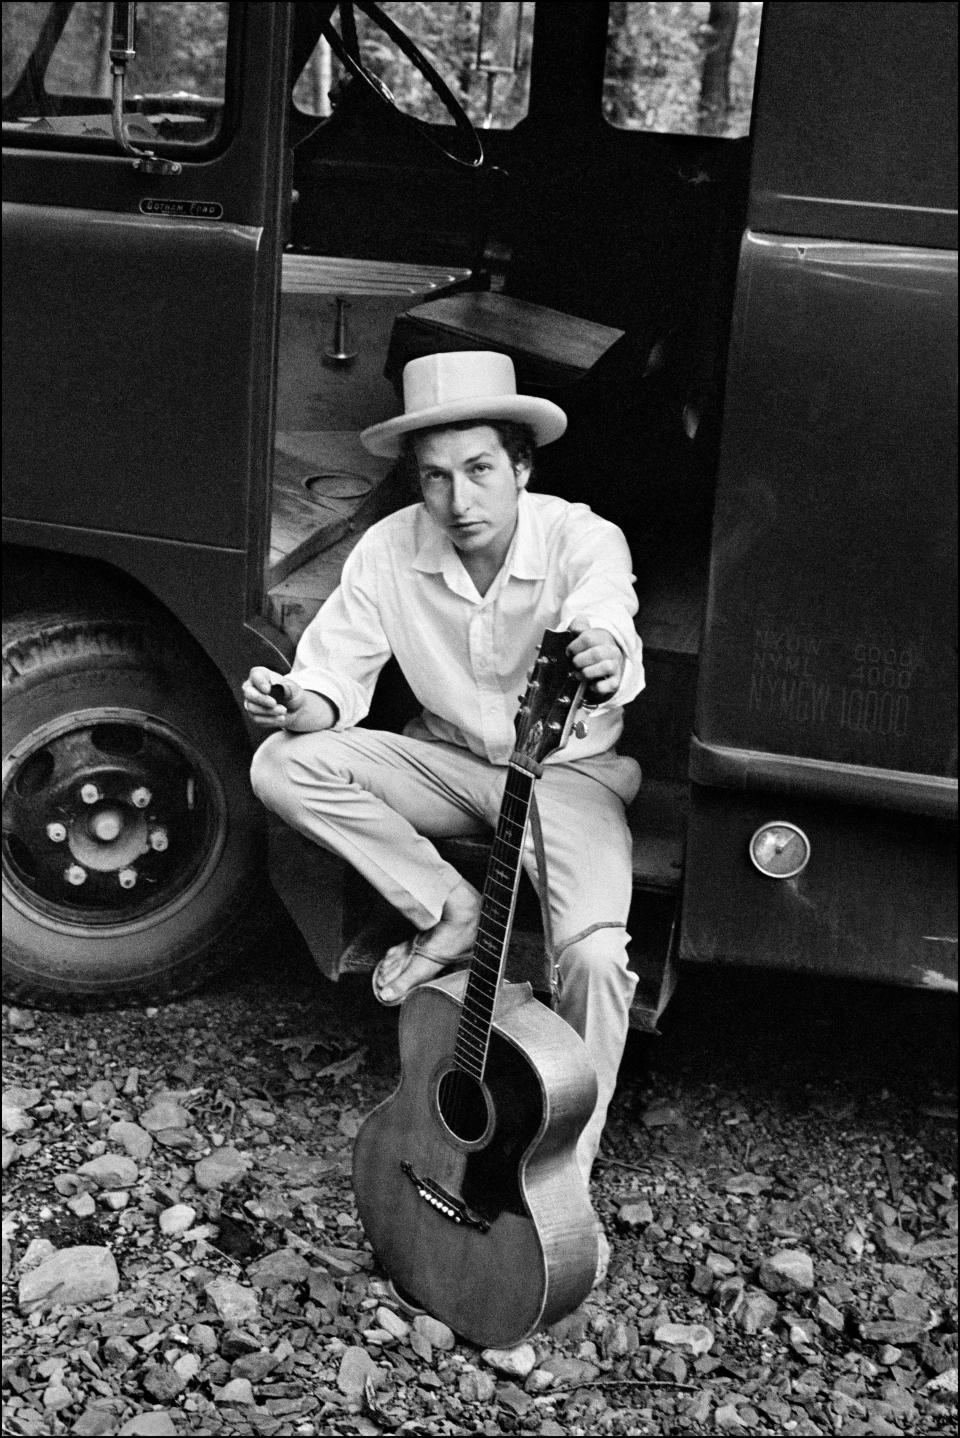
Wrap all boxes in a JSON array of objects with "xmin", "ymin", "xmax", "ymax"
[{"xmin": 2, "ymin": 1, "xmax": 956, "ymax": 1017}]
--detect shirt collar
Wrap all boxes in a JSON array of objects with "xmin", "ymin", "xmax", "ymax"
[{"xmin": 411, "ymin": 491, "xmax": 547, "ymax": 582}]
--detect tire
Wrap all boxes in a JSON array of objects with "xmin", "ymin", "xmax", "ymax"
[{"xmin": 2, "ymin": 609, "xmax": 264, "ymax": 1007}]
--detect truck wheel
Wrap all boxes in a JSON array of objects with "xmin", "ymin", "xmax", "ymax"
[{"xmin": 2, "ymin": 610, "xmax": 263, "ymax": 1007}]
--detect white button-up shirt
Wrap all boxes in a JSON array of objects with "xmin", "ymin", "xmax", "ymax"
[{"xmin": 291, "ymin": 490, "xmax": 644, "ymax": 766}]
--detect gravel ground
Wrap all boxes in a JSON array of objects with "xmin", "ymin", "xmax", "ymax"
[{"xmin": 2, "ymin": 919, "xmax": 957, "ymax": 1437}]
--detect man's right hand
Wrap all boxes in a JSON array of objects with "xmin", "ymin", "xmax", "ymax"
[{"xmin": 241, "ymin": 668, "xmax": 336, "ymax": 732}]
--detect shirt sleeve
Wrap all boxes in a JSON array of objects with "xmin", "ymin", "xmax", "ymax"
[
  {"xmin": 557, "ymin": 506, "xmax": 645, "ymax": 708},
  {"xmin": 289, "ymin": 533, "xmax": 392, "ymax": 729}
]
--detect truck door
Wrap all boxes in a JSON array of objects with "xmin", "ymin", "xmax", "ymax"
[
  {"xmin": 2, "ymin": 2, "xmax": 293, "ymax": 1005},
  {"xmin": 682, "ymin": 1, "xmax": 958, "ymax": 988}
]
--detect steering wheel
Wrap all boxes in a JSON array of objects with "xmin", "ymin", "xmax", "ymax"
[{"xmin": 320, "ymin": 0, "xmax": 484, "ymax": 168}]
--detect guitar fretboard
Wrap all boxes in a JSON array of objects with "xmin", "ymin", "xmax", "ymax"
[{"xmin": 453, "ymin": 761, "xmax": 534, "ymax": 1082}]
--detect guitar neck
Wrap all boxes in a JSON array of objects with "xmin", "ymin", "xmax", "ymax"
[{"xmin": 453, "ymin": 761, "xmax": 535, "ymax": 1083}]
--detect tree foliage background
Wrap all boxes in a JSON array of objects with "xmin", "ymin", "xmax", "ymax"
[{"xmin": 4, "ymin": 2, "xmax": 762, "ymax": 139}]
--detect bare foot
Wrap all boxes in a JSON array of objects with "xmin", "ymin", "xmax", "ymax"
[{"xmin": 374, "ymin": 879, "xmax": 480, "ymax": 1005}]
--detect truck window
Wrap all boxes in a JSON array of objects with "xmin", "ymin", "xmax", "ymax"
[
  {"xmin": 1, "ymin": 0, "xmax": 228, "ymax": 149},
  {"xmin": 294, "ymin": 0, "xmax": 534, "ymax": 129},
  {"xmin": 604, "ymin": 0, "xmax": 762, "ymax": 137}
]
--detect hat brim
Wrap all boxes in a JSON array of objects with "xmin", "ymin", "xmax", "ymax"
[{"xmin": 360, "ymin": 395, "xmax": 567, "ymax": 458}]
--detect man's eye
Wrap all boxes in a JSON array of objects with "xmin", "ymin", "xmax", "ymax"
[{"xmin": 471, "ymin": 464, "xmax": 492, "ymax": 476}]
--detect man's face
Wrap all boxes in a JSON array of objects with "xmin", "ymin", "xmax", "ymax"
[{"xmin": 414, "ymin": 425, "xmax": 530, "ymax": 567}]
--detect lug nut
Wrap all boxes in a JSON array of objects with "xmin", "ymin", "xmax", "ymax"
[
  {"xmin": 118, "ymin": 868, "xmax": 138, "ymax": 889},
  {"xmin": 148, "ymin": 827, "xmax": 169, "ymax": 852},
  {"xmin": 130, "ymin": 787, "xmax": 152, "ymax": 809},
  {"xmin": 46, "ymin": 822, "xmax": 68, "ymax": 843},
  {"xmin": 65, "ymin": 864, "xmax": 87, "ymax": 886},
  {"xmin": 79, "ymin": 783, "xmax": 101, "ymax": 805}
]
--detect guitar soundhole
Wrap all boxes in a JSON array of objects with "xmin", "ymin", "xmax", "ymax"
[{"xmin": 436, "ymin": 1068, "xmax": 489, "ymax": 1144}]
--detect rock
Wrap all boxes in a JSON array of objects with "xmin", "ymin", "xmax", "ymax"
[
  {"xmin": 724, "ymin": 1172, "xmax": 773, "ymax": 1196},
  {"xmin": 525, "ymin": 1369, "xmax": 555, "ymax": 1394},
  {"xmin": 758, "ymin": 1248, "xmax": 815, "ymax": 1294},
  {"xmin": 21, "ymin": 1238, "xmax": 57, "ymax": 1270},
  {"xmin": 910, "ymin": 1237, "xmax": 956, "ymax": 1261},
  {"xmin": 231, "ymin": 1351, "xmax": 275, "ymax": 1383},
  {"xmin": 459, "ymin": 1369, "xmax": 497, "ymax": 1402},
  {"xmin": 376, "ymin": 1306, "xmax": 410, "ymax": 1341},
  {"xmin": 2, "ymin": 1104, "xmax": 34, "ymax": 1135},
  {"xmin": 654, "ymin": 1322, "xmax": 714, "ymax": 1355},
  {"xmin": 715, "ymin": 1402, "xmax": 747, "ymax": 1431},
  {"xmin": 214, "ymin": 1377, "xmax": 256, "ymax": 1405},
  {"xmin": 817, "ymin": 1295, "xmax": 845, "ymax": 1331},
  {"xmin": 498, "ymin": 1381, "xmax": 533, "ymax": 1416},
  {"xmin": 876, "ymin": 1226, "xmax": 915, "ymax": 1262},
  {"xmin": 412, "ymin": 1314, "xmax": 455, "ymax": 1351},
  {"xmin": 139, "ymin": 1099, "xmax": 192, "ymax": 1131},
  {"xmin": 732, "ymin": 1287, "xmax": 779, "ymax": 1334},
  {"xmin": 71, "ymin": 1399, "xmax": 125, "ymax": 1435},
  {"xmin": 67, "ymin": 1192, "xmax": 97, "ymax": 1218},
  {"xmin": 187, "ymin": 1323, "xmax": 218, "ymax": 1355},
  {"xmin": 2, "ymin": 1086, "xmax": 42, "ymax": 1109},
  {"xmin": 882, "ymin": 1264, "xmax": 925, "ymax": 1292},
  {"xmin": 691, "ymin": 1262, "xmax": 716, "ymax": 1294},
  {"xmin": 173, "ymin": 1354, "xmax": 200, "ymax": 1385},
  {"xmin": 44, "ymin": 1383, "xmax": 73, "ymax": 1410},
  {"xmin": 107, "ymin": 1121, "xmax": 153, "ymax": 1160},
  {"xmin": 706, "ymin": 1252, "xmax": 737, "ymax": 1277},
  {"xmin": 1, "ymin": 1137, "xmax": 19, "ymax": 1170},
  {"xmin": 860, "ymin": 1319, "xmax": 924, "ymax": 1344},
  {"xmin": 641, "ymin": 1098, "xmax": 683, "ymax": 1127},
  {"xmin": 159, "ymin": 1204, "xmax": 197, "ymax": 1237},
  {"xmin": 682, "ymin": 1390, "xmax": 714, "ymax": 1425},
  {"xmin": 889, "ymin": 1290, "xmax": 927, "ymax": 1322},
  {"xmin": 103, "ymin": 1336, "xmax": 138, "ymax": 1369},
  {"xmin": 336, "ymin": 1346, "xmax": 380, "ymax": 1397},
  {"xmin": 18, "ymin": 1246, "xmax": 119, "ymax": 1313},
  {"xmin": 618, "ymin": 1199, "xmax": 654, "ymax": 1228},
  {"xmin": 194, "ymin": 1146, "xmax": 250, "ymax": 1191},
  {"xmin": 539, "ymin": 1355, "xmax": 600, "ymax": 1384},
  {"xmin": 922, "ymin": 1367, "xmax": 958, "ymax": 1395},
  {"xmin": 204, "ymin": 1277, "xmax": 260, "ymax": 1325},
  {"xmin": 481, "ymin": 1343, "xmax": 537, "ymax": 1378},
  {"xmin": 100, "ymin": 1189, "xmax": 129, "ymax": 1210},
  {"xmin": 659, "ymin": 1350, "xmax": 688, "ymax": 1384},
  {"xmin": 142, "ymin": 1363, "xmax": 187, "ymax": 1401},
  {"xmin": 246, "ymin": 1248, "xmax": 310, "ymax": 1289},
  {"xmin": 76, "ymin": 1154, "xmax": 138, "ymax": 1190},
  {"xmin": 116, "ymin": 1414, "xmax": 181, "ymax": 1436}
]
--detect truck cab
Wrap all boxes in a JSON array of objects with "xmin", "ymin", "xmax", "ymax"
[{"xmin": 2, "ymin": 2, "xmax": 956, "ymax": 1011}]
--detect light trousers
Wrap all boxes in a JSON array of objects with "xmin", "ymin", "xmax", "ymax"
[{"xmin": 251, "ymin": 725, "xmax": 641, "ymax": 1186}]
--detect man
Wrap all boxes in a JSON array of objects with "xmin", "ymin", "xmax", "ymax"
[{"xmin": 244, "ymin": 351, "xmax": 644, "ymax": 1277}]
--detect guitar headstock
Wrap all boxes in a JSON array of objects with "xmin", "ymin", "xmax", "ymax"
[{"xmin": 513, "ymin": 629, "xmax": 587, "ymax": 769}]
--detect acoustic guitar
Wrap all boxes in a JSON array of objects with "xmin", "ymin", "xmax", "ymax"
[{"xmin": 353, "ymin": 628, "xmax": 599, "ymax": 1348}]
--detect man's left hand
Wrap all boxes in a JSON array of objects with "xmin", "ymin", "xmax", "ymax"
[{"xmin": 567, "ymin": 617, "xmax": 625, "ymax": 699}]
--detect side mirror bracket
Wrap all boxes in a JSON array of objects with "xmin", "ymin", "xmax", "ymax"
[{"xmin": 110, "ymin": 1, "xmax": 182, "ymax": 176}]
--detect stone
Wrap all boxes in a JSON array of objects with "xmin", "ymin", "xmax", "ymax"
[
  {"xmin": 375, "ymin": 1306, "xmax": 410, "ymax": 1341},
  {"xmin": 876, "ymin": 1226, "xmax": 915, "ymax": 1262},
  {"xmin": 2, "ymin": 1086, "xmax": 42, "ymax": 1109},
  {"xmin": 76, "ymin": 1155, "xmax": 139, "ymax": 1190},
  {"xmin": 498, "ymin": 1381, "xmax": 533, "ymax": 1415},
  {"xmin": 706, "ymin": 1252, "xmax": 737, "ymax": 1277},
  {"xmin": 715, "ymin": 1402, "xmax": 747, "ymax": 1431},
  {"xmin": 103, "ymin": 1337, "xmax": 138, "ymax": 1369},
  {"xmin": 691, "ymin": 1263, "xmax": 716, "ymax": 1294},
  {"xmin": 889, "ymin": 1290, "xmax": 928, "ymax": 1323},
  {"xmin": 481, "ymin": 1343, "xmax": 537, "ymax": 1378},
  {"xmin": 204, "ymin": 1277, "xmax": 260, "ymax": 1325},
  {"xmin": 159, "ymin": 1204, "xmax": 197, "ymax": 1237},
  {"xmin": 922, "ymin": 1367, "xmax": 958, "ymax": 1395},
  {"xmin": 860, "ymin": 1319, "xmax": 924, "ymax": 1345},
  {"xmin": 653, "ymin": 1322, "xmax": 714, "ymax": 1356},
  {"xmin": 641, "ymin": 1098, "xmax": 683, "ymax": 1127},
  {"xmin": 412, "ymin": 1314, "xmax": 455, "ymax": 1351},
  {"xmin": 68, "ymin": 1193, "xmax": 97, "ymax": 1218},
  {"xmin": 336, "ymin": 1346, "xmax": 380, "ymax": 1397},
  {"xmin": 732, "ymin": 1287, "xmax": 779, "ymax": 1334},
  {"xmin": 139, "ymin": 1099, "xmax": 192, "ymax": 1131},
  {"xmin": 539, "ymin": 1355, "xmax": 600, "ymax": 1384},
  {"xmin": 758, "ymin": 1248, "xmax": 814, "ymax": 1294},
  {"xmin": 1, "ymin": 1137, "xmax": 19, "ymax": 1170},
  {"xmin": 231, "ymin": 1351, "xmax": 276, "ymax": 1383},
  {"xmin": 116, "ymin": 1414, "xmax": 181, "ymax": 1436},
  {"xmin": 525, "ymin": 1369, "xmax": 555, "ymax": 1394},
  {"xmin": 618, "ymin": 1200, "xmax": 654, "ymax": 1228},
  {"xmin": 71, "ymin": 1399, "xmax": 125, "ymax": 1436},
  {"xmin": 18, "ymin": 1246, "xmax": 119, "ymax": 1313},
  {"xmin": 21, "ymin": 1238, "xmax": 57, "ymax": 1270},
  {"xmin": 187, "ymin": 1323, "xmax": 218, "ymax": 1354},
  {"xmin": 2, "ymin": 1104, "xmax": 33, "ymax": 1135},
  {"xmin": 724, "ymin": 1172, "xmax": 773, "ymax": 1196},
  {"xmin": 910, "ymin": 1237, "xmax": 956, "ymax": 1261},
  {"xmin": 214, "ymin": 1377, "xmax": 256, "ymax": 1405},
  {"xmin": 882, "ymin": 1264, "xmax": 925, "ymax": 1293},
  {"xmin": 107, "ymin": 1122, "xmax": 153, "ymax": 1160},
  {"xmin": 194, "ymin": 1147, "xmax": 250, "ymax": 1191},
  {"xmin": 142, "ymin": 1363, "xmax": 187, "ymax": 1401},
  {"xmin": 817, "ymin": 1296, "xmax": 845, "ymax": 1331},
  {"xmin": 246, "ymin": 1248, "xmax": 310, "ymax": 1289},
  {"xmin": 459, "ymin": 1369, "xmax": 497, "ymax": 1402}
]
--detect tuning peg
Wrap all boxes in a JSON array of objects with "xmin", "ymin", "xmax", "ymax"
[{"xmin": 573, "ymin": 719, "xmax": 590, "ymax": 740}]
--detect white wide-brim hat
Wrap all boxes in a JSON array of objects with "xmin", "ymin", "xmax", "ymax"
[{"xmin": 360, "ymin": 350, "xmax": 567, "ymax": 458}]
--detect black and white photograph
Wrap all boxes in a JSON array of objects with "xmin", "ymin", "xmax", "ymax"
[{"xmin": 2, "ymin": 3, "xmax": 957, "ymax": 1434}]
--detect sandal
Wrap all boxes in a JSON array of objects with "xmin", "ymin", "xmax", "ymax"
[{"xmin": 371, "ymin": 934, "xmax": 473, "ymax": 1008}]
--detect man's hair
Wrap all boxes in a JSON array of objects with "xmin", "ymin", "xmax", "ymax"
[{"xmin": 398, "ymin": 418, "xmax": 537, "ymax": 494}]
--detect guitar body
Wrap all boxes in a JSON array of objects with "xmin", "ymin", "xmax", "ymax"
[{"xmin": 353, "ymin": 969, "xmax": 599, "ymax": 1348}]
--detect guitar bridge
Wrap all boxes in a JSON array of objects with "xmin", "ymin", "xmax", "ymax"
[{"xmin": 401, "ymin": 1161, "xmax": 491, "ymax": 1232}]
